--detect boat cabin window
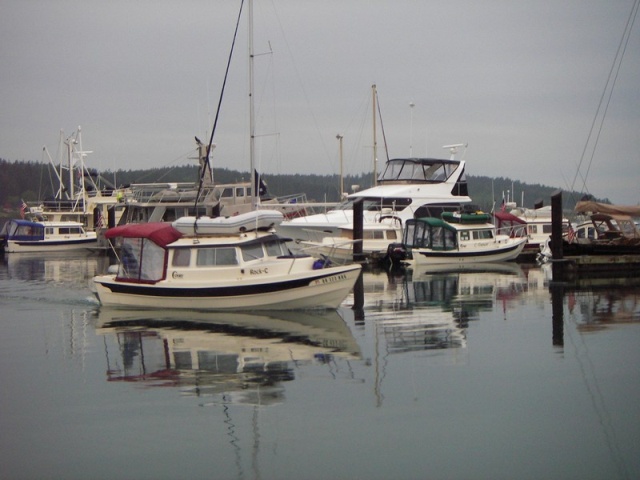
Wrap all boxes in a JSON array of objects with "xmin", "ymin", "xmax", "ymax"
[
  {"xmin": 172, "ymin": 248, "xmax": 191, "ymax": 267},
  {"xmin": 241, "ymin": 243, "xmax": 265, "ymax": 261},
  {"xmin": 58, "ymin": 227, "xmax": 83, "ymax": 235},
  {"xmin": 335, "ymin": 197, "xmax": 411, "ymax": 212},
  {"xmin": 542, "ymin": 224, "xmax": 552, "ymax": 234},
  {"xmin": 528, "ymin": 225, "xmax": 538, "ymax": 234},
  {"xmin": 413, "ymin": 203, "xmax": 465, "ymax": 219},
  {"xmin": 196, "ymin": 247, "xmax": 239, "ymax": 266},
  {"xmin": 220, "ymin": 188, "xmax": 234, "ymax": 199},
  {"xmin": 118, "ymin": 237, "xmax": 165, "ymax": 282},
  {"xmin": 264, "ymin": 238, "xmax": 289, "ymax": 257},
  {"xmin": 378, "ymin": 159, "xmax": 459, "ymax": 183},
  {"xmin": 472, "ymin": 229, "xmax": 494, "ymax": 240},
  {"xmin": 404, "ymin": 218, "xmax": 457, "ymax": 250},
  {"xmin": 460, "ymin": 231, "xmax": 470, "ymax": 241},
  {"xmin": 577, "ymin": 226, "xmax": 597, "ymax": 240}
]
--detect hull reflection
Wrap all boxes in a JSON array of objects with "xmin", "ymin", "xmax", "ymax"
[
  {"xmin": 353, "ymin": 264, "xmax": 536, "ymax": 354},
  {"xmin": 4, "ymin": 251, "xmax": 110, "ymax": 284},
  {"xmin": 94, "ymin": 308, "xmax": 360, "ymax": 405}
]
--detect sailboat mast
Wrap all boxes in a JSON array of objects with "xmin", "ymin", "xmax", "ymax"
[
  {"xmin": 372, "ymin": 84, "xmax": 378, "ymax": 187},
  {"xmin": 66, "ymin": 134, "xmax": 75, "ymax": 199},
  {"xmin": 248, "ymin": 0, "xmax": 257, "ymax": 209}
]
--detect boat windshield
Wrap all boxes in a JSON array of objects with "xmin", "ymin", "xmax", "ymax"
[{"xmin": 378, "ymin": 158, "xmax": 460, "ymax": 184}]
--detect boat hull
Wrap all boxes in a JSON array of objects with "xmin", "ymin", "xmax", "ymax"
[
  {"xmin": 5, "ymin": 237, "xmax": 98, "ymax": 253},
  {"xmin": 408, "ymin": 238, "xmax": 526, "ymax": 266},
  {"xmin": 93, "ymin": 263, "xmax": 362, "ymax": 311}
]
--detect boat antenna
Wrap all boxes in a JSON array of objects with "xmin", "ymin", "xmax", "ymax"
[
  {"xmin": 374, "ymin": 86, "xmax": 390, "ymax": 165},
  {"xmin": 193, "ymin": 0, "xmax": 246, "ymax": 217}
]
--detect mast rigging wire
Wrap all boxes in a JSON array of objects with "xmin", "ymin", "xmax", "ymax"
[{"xmin": 194, "ymin": 0, "xmax": 246, "ymax": 214}]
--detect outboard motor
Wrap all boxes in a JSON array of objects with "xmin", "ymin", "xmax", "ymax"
[{"xmin": 385, "ymin": 242, "xmax": 411, "ymax": 266}]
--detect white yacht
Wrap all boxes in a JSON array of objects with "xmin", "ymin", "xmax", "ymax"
[{"xmin": 277, "ymin": 152, "xmax": 473, "ymax": 250}]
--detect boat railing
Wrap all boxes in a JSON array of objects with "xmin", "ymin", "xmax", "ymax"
[
  {"xmin": 127, "ymin": 183, "xmax": 215, "ymax": 204},
  {"xmin": 275, "ymin": 192, "xmax": 309, "ymax": 205},
  {"xmin": 296, "ymin": 236, "xmax": 362, "ymax": 266}
]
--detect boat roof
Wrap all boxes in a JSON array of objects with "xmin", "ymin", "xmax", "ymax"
[
  {"xmin": 8, "ymin": 219, "xmax": 41, "ymax": 228},
  {"xmin": 410, "ymin": 217, "xmax": 457, "ymax": 231},
  {"xmin": 8, "ymin": 219, "xmax": 85, "ymax": 228},
  {"xmin": 383, "ymin": 157, "xmax": 461, "ymax": 166},
  {"xmin": 105, "ymin": 222, "xmax": 183, "ymax": 247}
]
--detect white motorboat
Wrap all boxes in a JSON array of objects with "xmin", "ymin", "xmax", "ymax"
[
  {"xmin": 387, "ymin": 211, "xmax": 526, "ymax": 266},
  {"xmin": 92, "ymin": 210, "xmax": 362, "ymax": 310},
  {"xmin": 298, "ymin": 218, "xmax": 402, "ymax": 263},
  {"xmin": 2, "ymin": 219, "xmax": 98, "ymax": 253},
  {"xmin": 277, "ymin": 152, "xmax": 473, "ymax": 245}
]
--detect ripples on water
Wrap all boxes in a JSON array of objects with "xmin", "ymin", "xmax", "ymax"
[{"xmin": 1, "ymin": 252, "xmax": 639, "ymax": 480}]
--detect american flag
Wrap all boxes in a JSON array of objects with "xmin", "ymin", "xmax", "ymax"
[
  {"xmin": 567, "ymin": 224, "xmax": 576, "ymax": 244},
  {"xmin": 19, "ymin": 199, "xmax": 28, "ymax": 219}
]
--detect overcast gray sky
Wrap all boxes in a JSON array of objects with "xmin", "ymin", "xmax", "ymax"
[{"xmin": 1, "ymin": 0, "xmax": 638, "ymax": 205}]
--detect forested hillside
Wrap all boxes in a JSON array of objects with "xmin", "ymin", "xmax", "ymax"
[{"xmin": 0, "ymin": 158, "xmax": 601, "ymax": 219}]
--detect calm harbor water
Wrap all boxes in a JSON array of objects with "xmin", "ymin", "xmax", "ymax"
[{"xmin": 1, "ymin": 252, "xmax": 639, "ymax": 480}]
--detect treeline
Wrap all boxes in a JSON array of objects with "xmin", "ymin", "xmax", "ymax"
[{"xmin": 0, "ymin": 158, "xmax": 601, "ymax": 217}]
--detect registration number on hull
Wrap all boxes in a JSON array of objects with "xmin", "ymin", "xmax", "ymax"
[{"xmin": 311, "ymin": 273, "xmax": 347, "ymax": 286}]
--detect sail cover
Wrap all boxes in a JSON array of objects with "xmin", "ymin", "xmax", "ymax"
[{"xmin": 575, "ymin": 201, "xmax": 640, "ymax": 217}]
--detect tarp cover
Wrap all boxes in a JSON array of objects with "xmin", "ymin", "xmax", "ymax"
[
  {"xmin": 575, "ymin": 201, "xmax": 640, "ymax": 217},
  {"xmin": 105, "ymin": 222, "xmax": 183, "ymax": 247},
  {"xmin": 493, "ymin": 211, "xmax": 527, "ymax": 224}
]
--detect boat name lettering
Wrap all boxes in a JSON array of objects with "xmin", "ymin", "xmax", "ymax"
[
  {"xmin": 250, "ymin": 268, "xmax": 269, "ymax": 275},
  {"xmin": 172, "ymin": 271, "xmax": 184, "ymax": 279}
]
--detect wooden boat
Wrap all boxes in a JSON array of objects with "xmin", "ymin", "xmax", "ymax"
[
  {"xmin": 538, "ymin": 200, "xmax": 640, "ymax": 261},
  {"xmin": 92, "ymin": 210, "xmax": 362, "ymax": 310},
  {"xmin": 386, "ymin": 211, "xmax": 526, "ymax": 266},
  {"xmin": 1, "ymin": 219, "xmax": 98, "ymax": 253}
]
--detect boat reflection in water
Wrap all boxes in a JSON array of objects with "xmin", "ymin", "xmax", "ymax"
[
  {"xmin": 4, "ymin": 251, "xmax": 110, "ymax": 283},
  {"xmin": 554, "ymin": 276, "xmax": 640, "ymax": 335},
  {"xmin": 353, "ymin": 263, "xmax": 533, "ymax": 355},
  {"xmin": 93, "ymin": 308, "xmax": 361, "ymax": 405}
]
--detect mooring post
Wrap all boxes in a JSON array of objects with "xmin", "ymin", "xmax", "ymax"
[
  {"xmin": 550, "ymin": 190, "xmax": 563, "ymax": 261},
  {"xmin": 353, "ymin": 199, "xmax": 364, "ymax": 263},
  {"xmin": 352, "ymin": 272, "xmax": 365, "ymax": 324},
  {"xmin": 550, "ymin": 189, "xmax": 567, "ymax": 283},
  {"xmin": 550, "ymin": 283, "xmax": 565, "ymax": 346}
]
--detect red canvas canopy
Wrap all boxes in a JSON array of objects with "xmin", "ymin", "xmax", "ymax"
[
  {"xmin": 493, "ymin": 211, "xmax": 527, "ymax": 225},
  {"xmin": 105, "ymin": 223, "xmax": 183, "ymax": 247}
]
